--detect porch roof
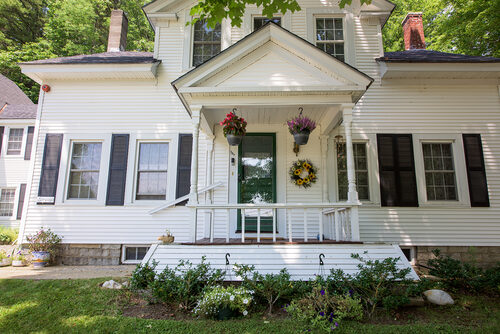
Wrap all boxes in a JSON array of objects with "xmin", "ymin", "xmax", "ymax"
[{"xmin": 172, "ymin": 22, "xmax": 373, "ymax": 116}]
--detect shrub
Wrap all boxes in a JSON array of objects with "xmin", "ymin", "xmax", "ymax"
[
  {"xmin": 0, "ymin": 226, "xmax": 18, "ymax": 244},
  {"xmin": 151, "ymin": 256, "xmax": 225, "ymax": 310},
  {"xmin": 26, "ymin": 227, "xmax": 62, "ymax": 256},
  {"xmin": 234, "ymin": 264, "xmax": 295, "ymax": 314},
  {"xmin": 130, "ymin": 260, "xmax": 158, "ymax": 291},
  {"xmin": 193, "ymin": 285, "xmax": 254, "ymax": 319},
  {"xmin": 285, "ymin": 285, "xmax": 363, "ymax": 332}
]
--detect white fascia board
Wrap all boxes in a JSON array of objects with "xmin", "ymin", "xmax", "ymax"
[
  {"xmin": 380, "ymin": 62, "xmax": 500, "ymax": 79},
  {"xmin": 178, "ymin": 85, "xmax": 366, "ymax": 94}
]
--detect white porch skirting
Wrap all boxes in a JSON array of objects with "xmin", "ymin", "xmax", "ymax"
[{"xmin": 142, "ymin": 243, "xmax": 419, "ymax": 281}]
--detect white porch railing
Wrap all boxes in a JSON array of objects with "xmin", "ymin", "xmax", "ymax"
[{"xmin": 188, "ymin": 203, "xmax": 360, "ymax": 243}]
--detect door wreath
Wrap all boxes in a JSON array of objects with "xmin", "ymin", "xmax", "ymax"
[{"xmin": 290, "ymin": 159, "xmax": 317, "ymax": 188}]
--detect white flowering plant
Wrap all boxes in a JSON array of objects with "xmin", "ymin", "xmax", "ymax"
[{"xmin": 193, "ymin": 285, "xmax": 254, "ymax": 319}]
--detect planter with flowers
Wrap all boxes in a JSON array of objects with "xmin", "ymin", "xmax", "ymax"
[
  {"xmin": 158, "ymin": 228, "xmax": 175, "ymax": 244},
  {"xmin": 26, "ymin": 227, "xmax": 62, "ymax": 269},
  {"xmin": 12, "ymin": 251, "xmax": 27, "ymax": 267},
  {"xmin": 287, "ymin": 115, "xmax": 317, "ymax": 145},
  {"xmin": 220, "ymin": 111, "xmax": 247, "ymax": 146},
  {"xmin": 0, "ymin": 250, "xmax": 11, "ymax": 267}
]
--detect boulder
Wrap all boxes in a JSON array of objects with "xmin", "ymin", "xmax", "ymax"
[
  {"xmin": 101, "ymin": 280, "xmax": 123, "ymax": 289},
  {"xmin": 423, "ymin": 289, "xmax": 454, "ymax": 305}
]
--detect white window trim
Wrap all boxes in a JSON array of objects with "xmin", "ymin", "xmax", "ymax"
[
  {"xmin": 0, "ymin": 186, "xmax": 19, "ymax": 220},
  {"xmin": 127, "ymin": 134, "xmax": 178, "ymax": 206},
  {"xmin": 121, "ymin": 244, "xmax": 150, "ymax": 264},
  {"xmin": 306, "ymin": 8, "xmax": 356, "ymax": 66},
  {"xmin": 182, "ymin": 11, "xmax": 231, "ymax": 72},
  {"xmin": 56, "ymin": 134, "xmax": 111, "ymax": 205},
  {"xmin": 329, "ymin": 132, "xmax": 379, "ymax": 205},
  {"xmin": 413, "ymin": 134, "xmax": 470, "ymax": 207},
  {"xmin": 1, "ymin": 125, "xmax": 29, "ymax": 159},
  {"xmin": 243, "ymin": 7, "xmax": 291, "ymax": 36}
]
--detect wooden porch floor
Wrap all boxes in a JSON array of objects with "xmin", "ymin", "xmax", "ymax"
[{"xmin": 182, "ymin": 238, "xmax": 363, "ymax": 245}]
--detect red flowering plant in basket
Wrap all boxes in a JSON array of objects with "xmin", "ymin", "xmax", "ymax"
[{"xmin": 220, "ymin": 112, "xmax": 247, "ymax": 137}]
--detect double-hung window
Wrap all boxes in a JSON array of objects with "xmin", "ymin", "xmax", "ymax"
[
  {"xmin": 68, "ymin": 142, "xmax": 102, "ymax": 199},
  {"xmin": 192, "ymin": 19, "xmax": 221, "ymax": 67},
  {"xmin": 0, "ymin": 188, "xmax": 16, "ymax": 217},
  {"xmin": 315, "ymin": 17, "xmax": 345, "ymax": 62},
  {"xmin": 253, "ymin": 17, "xmax": 281, "ymax": 30},
  {"xmin": 337, "ymin": 142, "xmax": 369, "ymax": 200},
  {"xmin": 136, "ymin": 142, "xmax": 169, "ymax": 200},
  {"xmin": 422, "ymin": 143, "xmax": 457, "ymax": 201},
  {"xmin": 7, "ymin": 128, "xmax": 24, "ymax": 155}
]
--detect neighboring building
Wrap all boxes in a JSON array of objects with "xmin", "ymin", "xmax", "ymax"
[
  {"xmin": 18, "ymin": 1, "xmax": 500, "ymax": 273},
  {"xmin": 0, "ymin": 74, "xmax": 37, "ymax": 228}
]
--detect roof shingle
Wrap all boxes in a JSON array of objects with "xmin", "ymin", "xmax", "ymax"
[
  {"xmin": 376, "ymin": 49, "xmax": 500, "ymax": 63},
  {"xmin": 0, "ymin": 104, "xmax": 37, "ymax": 119},
  {"xmin": 20, "ymin": 51, "xmax": 157, "ymax": 65}
]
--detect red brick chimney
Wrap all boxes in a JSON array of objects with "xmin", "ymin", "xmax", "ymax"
[
  {"xmin": 402, "ymin": 12, "xmax": 425, "ymax": 50},
  {"xmin": 107, "ymin": 10, "xmax": 128, "ymax": 52}
]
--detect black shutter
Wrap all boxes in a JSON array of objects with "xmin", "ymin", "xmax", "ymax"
[
  {"xmin": 463, "ymin": 134, "xmax": 489, "ymax": 207},
  {"xmin": 24, "ymin": 126, "xmax": 35, "ymax": 160},
  {"xmin": 106, "ymin": 134, "xmax": 129, "ymax": 206},
  {"xmin": 377, "ymin": 134, "xmax": 418, "ymax": 207},
  {"xmin": 16, "ymin": 184, "xmax": 27, "ymax": 219},
  {"xmin": 0, "ymin": 126, "xmax": 4, "ymax": 156},
  {"xmin": 38, "ymin": 134, "xmax": 63, "ymax": 204},
  {"xmin": 176, "ymin": 134, "xmax": 193, "ymax": 205}
]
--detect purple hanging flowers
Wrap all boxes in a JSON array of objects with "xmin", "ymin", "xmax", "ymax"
[{"xmin": 287, "ymin": 115, "xmax": 316, "ymax": 135}]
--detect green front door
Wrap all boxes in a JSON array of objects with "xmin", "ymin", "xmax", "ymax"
[{"xmin": 237, "ymin": 133, "xmax": 276, "ymax": 233}]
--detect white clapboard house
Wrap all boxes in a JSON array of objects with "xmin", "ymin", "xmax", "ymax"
[
  {"xmin": 17, "ymin": 0, "xmax": 500, "ymax": 277},
  {"xmin": 0, "ymin": 74, "xmax": 37, "ymax": 228}
]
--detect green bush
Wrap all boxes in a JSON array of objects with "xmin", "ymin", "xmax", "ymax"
[
  {"xmin": 130, "ymin": 260, "xmax": 158, "ymax": 291},
  {"xmin": 285, "ymin": 285, "xmax": 363, "ymax": 332},
  {"xmin": 234, "ymin": 264, "xmax": 295, "ymax": 314},
  {"xmin": 193, "ymin": 285, "xmax": 254, "ymax": 319},
  {"xmin": 151, "ymin": 256, "xmax": 225, "ymax": 310},
  {"xmin": 0, "ymin": 226, "xmax": 18, "ymax": 244}
]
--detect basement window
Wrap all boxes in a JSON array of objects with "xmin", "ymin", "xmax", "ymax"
[
  {"xmin": 400, "ymin": 246, "xmax": 416, "ymax": 265},
  {"xmin": 122, "ymin": 245, "xmax": 150, "ymax": 264}
]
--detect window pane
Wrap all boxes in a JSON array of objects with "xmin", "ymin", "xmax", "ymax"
[
  {"xmin": 136, "ymin": 143, "xmax": 168, "ymax": 200},
  {"xmin": 422, "ymin": 143, "xmax": 457, "ymax": 201},
  {"xmin": 68, "ymin": 143, "xmax": 102, "ymax": 199},
  {"xmin": 337, "ymin": 143, "xmax": 369, "ymax": 200},
  {"xmin": 254, "ymin": 17, "xmax": 281, "ymax": 30},
  {"xmin": 192, "ymin": 19, "xmax": 221, "ymax": 66},
  {"xmin": 0, "ymin": 189, "xmax": 16, "ymax": 216},
  {"xmin": 7, "ymin": 128, "xmax": 23, "ymax": 155}
]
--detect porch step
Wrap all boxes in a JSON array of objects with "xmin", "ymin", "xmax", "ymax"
[
  {"xmin": 182, "ymin": 238, "xmax": 362, "ymax": 245},
  {"xmin": 142, "ymin": 243, "xmax": 419, "ymax": 281}
]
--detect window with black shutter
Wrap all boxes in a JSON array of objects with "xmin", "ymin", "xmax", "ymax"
[
  {"xmin": 24, "ymin": 126, "xmax": 35, "ymax": 160},
  {"xmin": 38, "ymin": 134, "xmax": 63, "ymax": 204},
  {"xmin": 377, "ymin": 134, "xmax": 418, "ymax": 207},
  {"xmin": 176, "ymin": 134, "xmax": 193, "ymax": 205},
  {"xmin": 106, "ymin": 134, "xmax": 129, "ymax": 206},
  {"xmin": 16, "ymin": 184, "xmax": 26, "ymax": 219},
  {"xmin": 0, "ymin": 126, "xmax": 4, "ymax": 156},
  {"xmin": 463, "ymin": 134, "xmax": 489, "ymax": 207}
]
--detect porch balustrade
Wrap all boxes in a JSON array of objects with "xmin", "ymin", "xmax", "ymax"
[{"xmin": 188, "ymin": 203, "xmax": 360, "ymax": 243}]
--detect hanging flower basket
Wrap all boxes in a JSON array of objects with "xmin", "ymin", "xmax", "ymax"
[
  {"xmin": 220, "ymin": 111, "xmax": 247, "ymax": 146},
  {"xmin": 287, "ymin": 113, "xmax": 316, "ymax": 146}
]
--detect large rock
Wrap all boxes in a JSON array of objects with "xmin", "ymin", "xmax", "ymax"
[
  {"xmin": 101, "ymin": 280, "xmax": 123, "ymax": 289},
  {"xmin": 423, "ymin": 289, "xmax": 454, "ymax": 305}
]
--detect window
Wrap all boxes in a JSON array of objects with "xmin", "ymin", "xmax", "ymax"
[
  {"xmin": 337, "ymin": 143, "xmax": 369, "ymax": 200},
  {"xmin": 123, "ymin": 246, "xmax": 149, "ymax": 263},
  {"xmin": 136, "ymin": 143, "xmax": 169, "ymax": 200},
  {"xmin": 68, "ymin": 142, "xmax": 102, "ymax": 199},
  {"xmin": 400, "ymin": 246, "xmax": 416, "ymax": 265},
  {"xmin": 315, "ymin": 17, "xmax": 344, "ymax": 62},
  {"xmin": 192, "ymin": 19, "xmax": 221, "ymax": 67},
  {"xmin": 253, "ymin": 17, "xmax": 281, "ymax": 30},
  {"xmin": 0, "ymin": 188, "xmax": 16, "ymax": 217},
  {"xmin": 7, "ymin": 128, "xmax": 23, "ymax": 155},
  {"xmin": 422, "ymin": 143, "xmax": 457, "ymax": 201}
]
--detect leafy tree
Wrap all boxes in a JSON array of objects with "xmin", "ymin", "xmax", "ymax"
[{"xmin": 0, "ymin": 0, "xmax": 47, "ymax": 49}]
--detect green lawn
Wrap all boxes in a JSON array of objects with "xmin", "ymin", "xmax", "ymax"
[{"xmin": 0, "ymin": 278, "xmax": 498, "ymax": 333}]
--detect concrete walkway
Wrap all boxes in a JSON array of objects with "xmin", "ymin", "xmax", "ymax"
[{"xmin": 0, "ymin": 265, "xmax": 135, "ymax": 280}]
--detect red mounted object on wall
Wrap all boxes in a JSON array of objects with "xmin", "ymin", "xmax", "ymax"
[{"xmin": 41, "ymin": 84, "xmax": 50, "ymax": 92}]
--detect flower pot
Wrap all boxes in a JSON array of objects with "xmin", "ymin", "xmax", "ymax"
[
  {"xmin": 158, "ymin": 235, "xmax": 175, "ymax": 244},
  {"xmin": 226, "ymin": 134, "xmax": 243, "ymax": 146},
  {"xmin": 217, "ymin": 306, "xmax": 236, "ymax": 320},
  {"xmin": 293, "ymin": 130, "xmax": 310, "ymax": 145},
  {"xmin": 0, "ymin": 258, "xmax": 11, "ymax": 267},
  {"xmin": 12, "ymin": 260, "xmax": 26, "ymax": 267},
  {"xmin": 32, "ymin": 251, "xmax": 50, "ymax": 269}
]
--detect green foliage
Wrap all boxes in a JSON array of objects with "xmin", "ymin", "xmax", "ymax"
[
  {"xmin": 193, "ymin": 285, "xmax": 254, "ymax": 318},
  {"xmin": 130, "ymin": 260, "xmax": 158, "ymax": 291},
  {"xmin": 0, "ymin": 227, "xmax": 17, "ymax": 245},
  {"xmin": 234, "ymin": 264, "xmax": 295, "ymax": 314},
  {"xmin": 151, "ymin": 256, "xmax": 225, "ymax": 310},
  {"xmin": 427, "ymin": 249, "xmax": 500, "ymax": 293},
  {"xmin": 285, "ymin": 285, "xmax": 363, "ymax": 332},
  {"xmin": 25, "ymin": 227, "xmax": 62, "ymax": 255},
  {"xmin": 0, "ymin": 0, "xmax": 47, "ymax": 49}
]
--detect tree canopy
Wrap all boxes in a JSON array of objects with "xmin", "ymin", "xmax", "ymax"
[{"xmin": 1, "ymin": 0, "xmax": 498, "ymax": 103}]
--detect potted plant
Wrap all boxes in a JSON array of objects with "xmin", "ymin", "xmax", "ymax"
[
  {"xmin": 0, "ymin": 250, "xmax": 11, "ymax": 267},
  {"xmin": 220, "ymin": 111, "xmax": 247, "ymax": 146},
  {"xmin": 287, "ymin": 115, "xmax": 316, "ymax": 145},
  {"xmin": 158, "ymin": 228, "xmax": 175, "ymax": 244},
  {"xmin": 26, "ymin": 227, "xmax": 62, "ymax": 269},
  {"xmin": 12, "ymin": 251, "xmax": 26, "ymax": 267}
]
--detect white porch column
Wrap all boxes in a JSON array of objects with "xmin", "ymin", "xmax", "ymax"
[
  {"xmin": 204, "ymin": 136, "xmax": 215, "ymax": 238},
  {"xmin": 320, "ymin": 135, "xmax": 329, "ymax": 202},
  {"xmin": 189, "ymin": 106, "xmax": 202, "ymax": 242}
]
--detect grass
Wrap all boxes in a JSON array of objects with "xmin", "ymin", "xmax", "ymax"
[{"xmin": 0, "ymin": 278, "xmax": 499, "ymax": 333}]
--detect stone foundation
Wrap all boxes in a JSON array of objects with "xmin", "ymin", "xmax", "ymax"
[
  {"xmin": 58, "ymin": 244, "xmax": 122, "ymax": 265},
  {"xmin": 416, "ymin": 246, "xmax": 500, "ymax": 269}
]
